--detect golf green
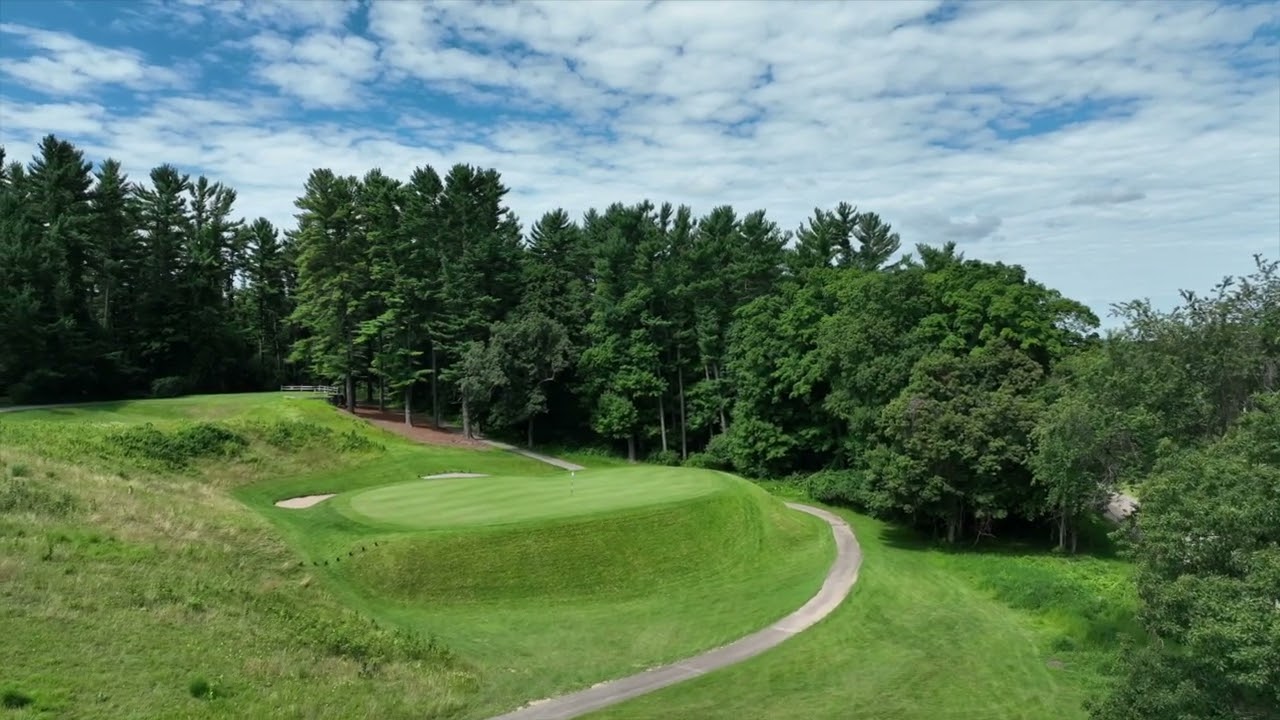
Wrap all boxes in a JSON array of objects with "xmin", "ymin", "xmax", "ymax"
[{"xmin": 336, "ymin": 466, "xmax": 732, "ymax": 529}]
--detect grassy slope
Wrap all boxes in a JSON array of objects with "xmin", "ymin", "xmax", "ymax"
[
  {"xmin": 0, "ymin": 394, "xmax": 480, "ymax": 719},
  {"xmin": 2, "ymin": 394, "xmax": 836, "ymax": 719},
  {"xmin": 590, "ymin": 487, "xmax": 1137, "ymax": 720}
]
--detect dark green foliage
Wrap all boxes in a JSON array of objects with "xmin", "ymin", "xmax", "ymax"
[
  {"xmin": 802, "ymin": 469, "xmax": 870, "ymax": 506},
  {"xmin": 150, "ymin": 375, "xmax": 192, "ymax": 398},
  {"xmin": 1091, "ymin": 394, "xmax": 1280, "ymax": 720},
  {"xmin": 0, "ymin": 137, "xmax": 296, "ymax": 402},
  {"xmin": 105, "ymin": 422, "xmax": 248, "ymax": 469}
]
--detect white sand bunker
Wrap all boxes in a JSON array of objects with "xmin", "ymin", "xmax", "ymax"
[
  {"xmin": 274, "ymin": 494, "xmax": 336, "ymax": 509},
  {"xmin": 421, "ymin": 472, "xmax": 489, "ymax": 479}
]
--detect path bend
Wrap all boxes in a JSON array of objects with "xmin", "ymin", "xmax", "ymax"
[{"xmin": 486, "ymin": 502, "xmax": 861, "ymax": 720}]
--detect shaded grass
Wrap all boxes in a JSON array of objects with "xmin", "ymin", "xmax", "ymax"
[{"xmin": 590, "ymin": 507, "xmax": 1137, "ymax": 720}]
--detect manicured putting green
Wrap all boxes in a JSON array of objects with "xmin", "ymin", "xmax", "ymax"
[{"xmin": 337, "ymin": 466, "xmax": 731, "ymax": 529}]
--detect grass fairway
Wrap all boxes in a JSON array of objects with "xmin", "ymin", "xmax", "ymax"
[
  {"xmin": 587, "ymin": 494, "xmax": 1137, "ymax": 720},
  {"xmin": 338, "ymin": 466, "xmax": 727, "ymax": 529}
]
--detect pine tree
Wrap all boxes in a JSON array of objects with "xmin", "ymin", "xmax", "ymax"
[{"xmin": 288, "ymin": 169, "xmax": 365, "ymax": 410}]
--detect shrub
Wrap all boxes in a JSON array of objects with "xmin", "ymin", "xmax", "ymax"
[
  {"xmin": 685, "ymin": 434, "xmax": 734, "ymax": 470},
  {"xmin": 646, "ymin": 449, "xmax": 680, "ymax": 467},
  {"xmin": 804, "ymin": 469, "xmax": 872, "ymax": 506},
  {"xmin": 150, "ymin": 375, "xmax": 191, "ymax": 398},
  {"xmin": 9, "ymin": 463, "xmax": 29, "ymax": 478},
  {"xmin": 105, "ymin": 422, "xmax": 247, "ymax": 470}
]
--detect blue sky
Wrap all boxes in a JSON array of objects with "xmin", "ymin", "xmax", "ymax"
[{"xmin": 1, "ymin": 0, "xmax": 1277, "ymax": 323}]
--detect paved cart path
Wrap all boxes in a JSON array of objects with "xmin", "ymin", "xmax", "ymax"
[{"xmin": 486, "ymin": 503, "xmax": 861, "ymax": 720}]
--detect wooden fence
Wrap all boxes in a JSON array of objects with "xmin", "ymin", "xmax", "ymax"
[{"xmin": 280, "ymin": 385, "xmax": 339, "ymax": 395}]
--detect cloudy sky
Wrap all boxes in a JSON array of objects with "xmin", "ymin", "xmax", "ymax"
[{"xmin": 1, "ymin": 0, "xmax": 1277, "ymax": 323}]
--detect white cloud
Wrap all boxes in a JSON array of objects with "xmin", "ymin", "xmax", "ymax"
[
  {"xmin": 250, "ymin": 31, "xmax": 380, "ymax": 107},
  {"xmin": 168, "ymin": 0, "xmax": 357, "ymax": 31},
  {"xmin": 0, "ymin": 23, "xmax": 184, "ymax": 94},
  {"xmin": 1, "ymin": 0, "xmax": 1277, "ymax": 324}
]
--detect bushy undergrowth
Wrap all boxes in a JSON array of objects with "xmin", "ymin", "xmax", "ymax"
[
  {"xmin": 107, "ymin": 422, "xmax": 249, "ymax": 469},
  {"xmin": 0, "ymin": 418, "xmax": 382, "ymax": 475},
  {"xmin": 802, "ymin": 469, "xmax": 873, "ymax": 506},
  {"xmin": 0, "ymin": 474, "xmax": 78, "ymax": 517},
  {"xmin": 964, "ymin": 556, "xmax": 1140, "ymax": 654}
]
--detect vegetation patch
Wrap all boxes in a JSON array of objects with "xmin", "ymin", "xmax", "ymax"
[{"xmin": 1, "ymin": 689, "xmax": 33, "ymax": 709}]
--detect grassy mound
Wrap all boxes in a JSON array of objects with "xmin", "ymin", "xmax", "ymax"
[
  {"xmin": 344, "ymin": 477, "xmax": 815, "ymax": 602},
  {"xmin": 337, "ymin": 465, "xmax": 728, "ymax": 529},
  {"xmin": 279, "ymin": 467, "xmax": 834, "ymax": 717}
]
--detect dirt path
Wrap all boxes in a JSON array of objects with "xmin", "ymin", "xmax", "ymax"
[
  {"xmin": 486, "ymin": 503, "xmax": 861, "ymax": 720},
  {"xmin": 477, "ymin": 439, "xmax": 585, "ymax": 471}
]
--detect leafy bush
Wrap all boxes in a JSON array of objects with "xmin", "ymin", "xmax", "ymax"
[
  {"xmin": 804, "ymin": 469, "xmax": 872, "ymax": 507},
  {"xmin": 646, "ymin": 449, "xmax": 680, "ymax": 466},
  {"xmin": 150, "ymin": 375, "xmax": 191, "ymax": 398},
  {"xmin": 105, "ymin": 422, "xmax": 248, "ymax": 469},
  {"xmin": 685, "ymin": 433, "xmax": 733, "ymax": 470},
  {"xmin": 335, "ymin": 429, "xmax": 380, "ymax": 453}
]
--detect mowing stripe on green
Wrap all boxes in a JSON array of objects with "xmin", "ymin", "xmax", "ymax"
[{"xmin": 337, "ymin": 466, "xmax": 730, "ymax": 529}]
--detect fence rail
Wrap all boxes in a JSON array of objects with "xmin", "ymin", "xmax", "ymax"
[{"xmin": 280, "ymin": 385, "xmax": 339, "ymax": 395}]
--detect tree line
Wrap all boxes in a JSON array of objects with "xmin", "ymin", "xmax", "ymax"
[{"xmin": 2, "ymin": 135, "xmax": 1275, "ymax": 717}]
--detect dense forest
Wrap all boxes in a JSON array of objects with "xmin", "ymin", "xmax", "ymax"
[{"xmin": 1, "ymin": 135, "xmax": 1276, "ymax": 718}]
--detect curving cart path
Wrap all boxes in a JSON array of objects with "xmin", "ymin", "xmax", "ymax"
[{"xmin": 486, "ymin": 502, "xmax": 862, "ymax": 720}]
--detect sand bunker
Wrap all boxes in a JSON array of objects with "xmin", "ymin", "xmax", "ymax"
[
  {"xmin": 274, "ymin": 494, "xmax": 336, "ymax": 509},
  {"xmin": 421, "ymin": 472, "xmax": 489, "ymax": 479}
]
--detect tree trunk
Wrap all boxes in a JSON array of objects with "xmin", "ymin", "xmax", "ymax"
[
  {"xmin": 404, "ymin": 382, "xmax": 412, "ymax": 427},
  {"xmin": 713, "ymin": 362, "xmax": 728, "ymax": 432},
  {"xmin": 678, "ymin": 364, "xmax": 688, "ymax": 460},
  {"xmin": 527, "ymin": 416, "xmax": 534, "ymax": 449},
  {"xmin": 345, "ymin": 373, "xmax": 355, "ymax": 413},
  {"xmin": 658, "ymin": 392, "xmax": 668, "ymax": 453},
  {"xmin": 1058, "ymin": 501, "xmax": 1068, "ymax": 552},
  {"xmin": 379, "ymin": 377, "xmax": 386, "ymax": 413},
  {"xmin": 430, "ymin": 344, "xmax": 440, "ymax": 428},
  {"xmin": 461, "ymin": 397, "xmax": 471, "ymax": 439},
  {"xmin": 627, "ymin": 434, "xmax": 636, "ymax": 463}
]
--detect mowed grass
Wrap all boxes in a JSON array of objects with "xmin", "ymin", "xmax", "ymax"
[
  {"xmin": 259, "ymin": 464, "xmax": 833, "ymax": 718},
  {"xmin": 589, "ymin": 499, "xmax": 1137, "ymax": 720},
  {"xmin": 2, "ymin": 393, "xmax": 837, "ymax": 719},
  {"xmin": 338, "ymin": 466, "xmax": 727, "ymax": 529}
]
